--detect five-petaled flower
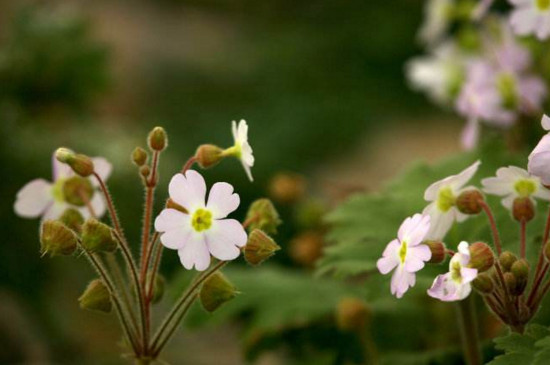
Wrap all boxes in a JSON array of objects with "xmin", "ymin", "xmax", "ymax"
[
  {"xmin": 14, "ymin": 152, "xmax": 111, "ymax": 220},
  {"xmin": 482, "ymin": 166, "xmax": 550, "ymax": 209},
  {"xmin": 423, "ymin": 161, "xmax": 481, "ymax": 240},
  {"xmin": 377, "ymin": 214, "xmax": 432, "ymax": 299},
  {"xmin": 224, "ymin": 120, "xmax": 254, "ymax": 182},
  {"xmin": 154, "ymin": 170, "xmax": 247, "ymax": 271},
  {"xmin": 509, "ymin": 0, "xmax": 550, "ymax": 40},
  {"xmin": 528, "ymin": 115, "xmax": 550, "ymax": 185},
  {"xmin": 428, "ymin": 241, "xmax": 478, "ymax": 301}
]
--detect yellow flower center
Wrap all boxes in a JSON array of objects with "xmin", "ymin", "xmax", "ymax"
[
  {"xmin": 496, "ymin": 73, "xmax": 518, "ymax": 110},
  {"xmin": 191, "ymin": 209, "xmax": 213, "ymax": 232},
  {"xmin": 223, "ymin": 144, "xmax": 242, "ymax": 159},
  {"xmin": 537, "ymin": 0, "xmax": 550, "ymax": 11},
  {"xmin": 451, "ymin": 260, "xmax": 462, "ymax": 283},
  {"xmin": 437, "ymin": 187, "xmax": 456, "ymax": 212},
  {"xmin": 514, "ymin": 179, "xmax": 536, "ymax": 197},
  {"xmin": 51, "ymin": 178, "xmax": 67, "ymax": 203},
  {"xmin": 399, "ymin": 241, "xmax": 407, "ymax": 264}
]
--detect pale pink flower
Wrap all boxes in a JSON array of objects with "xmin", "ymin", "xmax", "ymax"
[
  {"xmin": 377, "ymin": 214, "xmax": 432, "ymax": 299},
  {"xmin": 509, "ymin": 0, "xmax": 550, "ymax": 40},
  {"xmin": 14, "ymin": 152, "xmax": 111, "ymax": 220},
  {"xmin": 428, "ymin": 241, "xmax": 478, "ymax": 301},
  {"xmin": 229, "ymin": 120, "xmax": 254, "ymax": 182},
  {"xmin": 528, "ymin": 115, "xmax": 550, "ymax": 185},
  {"xmin": 154, "ymin": 170, "xmax": 247, "ymax": 271}
]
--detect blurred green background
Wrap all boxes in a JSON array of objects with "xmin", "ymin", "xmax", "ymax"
[{"xmin": 0, "ymin": 0, "xmax": 467, "ymax": 363}]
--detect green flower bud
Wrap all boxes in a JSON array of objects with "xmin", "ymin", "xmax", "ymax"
[
  {"xmin": 79, "ymin": 279, "xmax": 112, "ymax": 313},
  {"xmin": 148, "ymin": 126, "xmax": 167, "ymax": 151},
  {"xmin": 336, "ymin": 297, "xmax": 370, "ymax": 332},
  {"xmin": 456, "ymin": 189, "xmax": 484, "ymax": 215},
  {"xmin": 513, "ymin": 197, "xmax": 535, "ymax": 222},
  {"xmin": 40, "ymin": 220, "xmax": 78, "ymax": 256},
  {"xmin": 245, "ymin": 198, "xmax": 281, "ymax": 235},
  {"xmin": 81, "ymin": 219, "xmax": 118, "ymax": 253},
  {"xmin": 424, "ymin": 240, "xmax": 446, "ymax": 264},
  {"xmin": 55, "ymin": 148, "xmax": 94, "ymax": 177},
  {"xmin": 472, "ymin": 273, "xmax": 494, "ymax": 294},
  {"xmin": 499, "ymin": 251, "xmax": 518, "ymax": 272},
  {"xmin": 140, "ymin": 165, "xmax": 151, "ymax": 179},
  {"xmin": 504, "ymin": 272, "xmax": 521, "ymax": 296},
  {"xmin": 511, "ymin": 259, "xmax": 529, "ymax": 295},
  {"xmin": 195, "ymin": 144, "xmax": 224, "ymax": 169},
  {"xmin": 199, "ymin": 272, "xmax": 238, "ymax": 313},
  {"xmin": 62, "ymin": 176, "xmax": 94, "ymax": 206},
  {"xmin": 132, "ymin": 147, "xmax": 148, "ymax": 166},
  {"xmin": 59, "ymin": 208, "xmax": 85, "ymax": 233},
  {"xmin": 468, "ymin": 242, "xmax": 494, "ymax": 272},
  {"xmin": 147, "ymin": 273, "xmax": 165, "ymax": 304},
  {"xmin": 244, "ymin": 229, "xmax": 280, "ymax": 266}
]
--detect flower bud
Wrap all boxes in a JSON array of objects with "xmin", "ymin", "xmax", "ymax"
[
  {"xmin": 289, "ymin": 231, "xmax": 324, "ymax": 267},
  {"xmin": 504, "ymin": 272, "xmax": 521, "ymax": 296},
  {"xmin": 336, "ymin": 297, "xmax": 370, "ymax": 332},
  {"xmin": 81, "ymin": 219, "xmax": 118, "ymax": 253},
  {"xmin": 199, "ymin": 272, "xmax": 238, "ymax": 313},
  {"xmin": 147, "ymin": 273, "xmax": 165, "ymax": 304},
  {"xmin": 468, "ymin": 242, "xmax": 494, "ymax": 272},
  {"xmin": 59, "ymin": 208, "xmax": 84, "ymax": 233},
  {"xmin": 62, "ymin": 176, "xmax": 94, "ymax": 206},
  {"xmin": 195, "ymin": 144, "xmax": 224, "ymax": 169},
  {"xmin": 511, "ymin": 259, "xmax": 529, "ymax": 295},
  {"xmin": 166, "ymin": 198, "xmax": 188, "ymax": 214},
  {"xmin": 244, "ymin": 229, "xmax": 280, "ymax": 266},
  {"xmin": 79, "ymin": 279, "xmax": 112, "ymax": 313},
  {"xmin": 513, "ymin": 197, "xmax": 535, "ymax": 222},
  {"xmin": 40, "ymin": 220, "xmax": 78, "ymax": 256},
  {"xmin": 245, "ymin": 198, "xmax": 281, "ymax": 235},
  {"xmin": 132, "ymin": 147, "xmax": 148, "ymax": 166},
  {"xmin": 268, "ymin": 172, "xmax": 306, "ymax": 204},
  {"xmin": 148, "ymin": 126, "xmax": 167, "ymax": 151},
  {"xmin": 499, "ymin": 251, "xmax": 517, "ymax": 272},
  {"xmin": 140, "ymin": 165, "xmax": 151, "ymax": 179},
  {"xmin": 55, "ymin": 148, "xmax": 95, "ymax": 177},
  {"xmin": 423, "ymin": 240, "xmax": 446, "ymax": 264},
  {"xmin": 472, "ymin": 273, "xmax": 494, "ymax": 294},
  {"xmin": 456, "ymin": 189, "xmax": 484, "ymax": 215}
]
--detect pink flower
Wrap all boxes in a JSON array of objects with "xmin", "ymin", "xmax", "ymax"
[
  {"xmin": 377, "ymin": 214, "xmax": 432, "ymax": 298},
  {"xmin": 428, "ymin": 241, "xmax": 478, "ymax": 301},
  {"xmin": 509, "ymin": 0, "xmax": 550, "ymax": 40},
  {"xmin": 14, "ymin": 152, "xmax": 111, "ymax": 220},
  {"xmin": 528, "ymin": 115, "xmax": 550, "ymax": 185},
  {"xmin": 154, "ymin": 170, "xmax": 247, "ymax": 271}
]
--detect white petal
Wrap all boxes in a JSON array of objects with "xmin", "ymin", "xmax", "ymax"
[
  {"xmin": 510, "ymin": 8, "xmax": 537, "ymax": 35},
  {"xmin": 168, "ymin": 170, "xmax": 207, "ymax": 211},
  {"xmin": 42, "ymin": 202, "xmax": 70, "ymax": 221},
  {"xmin": 461, "ymin": 118, "xmax": 479, "ymax": 151},
  {"xmin": 207, "ymin": 182, "xmax": 240, "ymax": 219},
  {"xmin": 423, "ymin": 204, "xmax": 455, "ymax": 240},
  {"xmin": 206, "ymin": 219, "xmax": 247, "ymax": 261},
  {"xmin": 178, "ymin": 235, "xmax": 211, "ymax": 271},
  {"xmin": 542, "ymin": 115, "xmax": 550, "ymax": 131},
  {"xmin": 241, "ymin": 161, "xmax": 254, "ymax": 182},
  {"xmin": 160, "ymin": 227, "xmax": 191, "ymax": 250},
  {"xmin": 501, "ymin": 195, "xmax": 516, "ymax": 210},
  {"xmin": 231, "ymin": 120, "xmax": 238, "ymax": 142},
  {"xmin": 535, "ymin": 16, "xmax": 550, "ymax": 40},
  {"xmin": 91, "ymin": 157, "xmax": 112, "ymax": 187},
  {"xmin": 450, "ymin": 161, "xmax": 481, "ymax": 190},
  {"xmin": 52, "ymin": 153, "xmax": 73, "ymax": 180},
  {"xmin": 89, "ymin": 192, "xmax": 107, "ymax": 218},
  {"xmin": 14, "ymin": 179, "xmax": 53, "ymax": 218},
  {"xmin": 237, "ymin": 119, "xmax": 248, "ymax": 142},
  {"xmin": 155, "ymin": 208, "xmax": 189, "ymax": 232},
  {"xmin": 528, "ymin": 151, "xmax": 550, "ymax": 185}
]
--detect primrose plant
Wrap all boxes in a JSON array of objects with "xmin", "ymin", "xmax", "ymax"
[
  {"xmin": 14, "ymin": 121, "xmax": 282, "ymax": 364},
  {"xmin": 378, "ymin": 114, "xmax": 550, "ymax": 336}
]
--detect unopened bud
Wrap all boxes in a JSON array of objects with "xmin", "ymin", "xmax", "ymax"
[
  {"xmin": 468, "ymin": 242, "xmax": 494, "ymax": 272},
  {"xmin": 245, "ymin": 198, "xmax": 281, "ymax": 235},
  {"xmin": 504, "ymin": 272, "xmax": 521, "ymax": 296},
  {"xmin": 140, "ymin": 165, "xmax": 151, "ymax": 178},
  {"xmin": 423, "ymin": 240, "xmax": 446, "ymax": 264},
  {"xmin": 289, "ymin": 231, "xmax": 324, "ymax": 267},
  {"xmin": 513, "ymin": 197, "xmax": 535, "ymax": 222},
  {"xmin": 40, "ymin": 220, "xmax": 78, "ymax": 256},
  {"xmin": 499, "ymin": 251, "xmax": 517, "ymax": 272},
  {"xmin": 336, "ymin": 297, "xmax": 370, "ymax": 332},
  {"xmin": 62, "ymin": 176, "xmax": 94, "ymax": 206},
  {"xmin": 166, "ymin": 199, "xmax": 188, "ymax": 214},
  {"xmin": 79, "ymin": 279, "xmax": 112, "ymax": 313},
  {"xmin": 268, "ymin": 172, "xmax": 307, "ymax": 204},
  {"xmin": 472, "ymin": 273, "xmax": 494, "ymax": 294},
  {"xmin": 456, "ymin": 189, "xmax": 484, "ymax": 215},
  {"xmin": 132, "ymin": 147, "xmax": 148, "ymax": 166},
  {"xmin": 148, "ymin": 126, "xmax": 167, "ymax": 151},
  {"xmin": 55, "ymin": 148, "xmax": 94, "ymax": 177},
  {"xmin": 244, "ymin": 229, "xmax": 280, "ymax": 266},
  {"xmin": 511, "ymin": 259, "xmax": 529, "ymax": 295},
  {"xmin": 81, "ymin": 219, "xmax": 118, "ymax": 253},
  {"xmin": 147, "ymin": 273, "xmax": 165, "ymax": 304},
  {"xmin": 195, "ymin": 144, "xmax": 224, "ymax": 169},
  {"xmin": 199, "ymin": 272, "xmax": 238, "ymax": 313},
  {"xmin": 59, "ymin": 208, "xmax": 84, "ymax": 233}
]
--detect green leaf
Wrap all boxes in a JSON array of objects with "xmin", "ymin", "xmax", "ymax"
[{"xmin": 487, "ymin": 325, "xmax": 550, "ymax": 365}]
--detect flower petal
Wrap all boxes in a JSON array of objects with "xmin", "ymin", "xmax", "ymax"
[
  {"xmin": 91, "ymin": 157, "xmax": 112, "ymax": 187},
  {"xmin": 160, "ymin": 227, "xmax": 191, "ymax": 250},
  {"xmin": 43, "ymin": 202, "xmax": 70, "ymax": 221},
  {"xmin": 14, "ymin": 179, "xmax": 53, "ymax": 218},
  {"xmin": 206, "ymin": 219, "xmax": 247, "ymax": 261},
  {"xmin": 168, "ymin": 170, "xmax": 207, "ymax": 210},
  {"xmin": 510, "ymin": 8, "xmax": 537, "ymax": 36},
  {"xmin": 155, "ymin": 208, "xmax": 189, "ymax": 232},
  {"xmin": 207, "ymin": 182, "xmax": 240, "ymax": 219},
  {"xmin": 178, "ymin": 234, "xmax": 210, "ymax": 271},
  {"xmin": 542, "ymin": 115, "xmax": 550, "ymax": 131},
  {"xmin": 52, "ymin": 153, "xmax": 73, "ymax": 180}
]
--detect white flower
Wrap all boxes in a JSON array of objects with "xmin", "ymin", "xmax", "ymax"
[
  {"xmin": 227, "ymin": 120, "xmax": 254, "ymax": 182},
  {"xmin": 418, "ymin": 0, "xmax": 454, "ymax": 46},
  {"xmin": 482, "ymin": 166, "xmax": 550, "ymax": 209},
  {"xmin": 154, "ymin": 170, "xmax": 247, "ymax": 271},
  {"xmin": 509, "ymin": 0, "xmax": 550, "ymax": 40},
  {"xmin": 423, "ymin": 161, "xmax": 481, "ymax": 239},
  {"xmin": 528, "ymin": 115, "xmax": 550, "ymax": 185},
  {"xmin": 427, "ymin": 241, "xmax": 478, "ymax": 301},
  {"xmin": 377, "ymin": 214, "xmax": 432, "ymax": 298},
  {"xmin": 14, "ymin": 152, "xmax": 111, "ymax": 220}
]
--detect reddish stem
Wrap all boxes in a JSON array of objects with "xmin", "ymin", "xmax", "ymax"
[
  {"xmin": 520, "ymin": 220, "xmax": 527, "ymax": 259},
  {"xmin": 479, "ymin": 201, "xmax": 502, "ymax": 255}
]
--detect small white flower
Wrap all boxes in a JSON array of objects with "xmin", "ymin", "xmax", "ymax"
[
  {"xmin": 482, "ymin": 166, "xmax": 550, "ymax": 209},
  {"xmin": 377, "ymin": 214, "xmax": 432, "ymax": 298},
  {"xmin": 428, "ymin": 241, "xmax": 478, "ymax": 301},
  {"xmin": 528, "ymin": 115, "xmax": 550, "ymax": 185},
  {"xmin": 227, "ymin": 120, "xmax": 254, "ymax": 182},
  {"xmin": 423, "ymin": 161, "xmax": 481, "ymax": 239},
  {"xmin": 14, "ymin": 152, "xmax": 111, "ymax": 220},
  {"xmin": 509, "ymin": 0, "xmax": 550, "ymax": 40},
  {"xmin": 154, "ymin": 170, "xmax": 247, "ymax": 271}
]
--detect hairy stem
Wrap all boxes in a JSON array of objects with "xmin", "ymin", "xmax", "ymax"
[
  {"xmin": 480, "ymin": 201, "xmax": 502, "ymax": 255},
  {"xmin": 520, "ymin": 220, "xmax": 527, "ymax": 259}
]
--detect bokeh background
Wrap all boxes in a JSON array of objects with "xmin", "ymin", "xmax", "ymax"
[{"xmin": 0, "ymin": 0, "xmax": 467, "ymax": 363}]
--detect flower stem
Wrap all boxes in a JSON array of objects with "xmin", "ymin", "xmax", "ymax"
[
  {"xmin": 456, "ymin": 296, "xmax": 482, "ymax": 365},
  {"xmin": 181, "ymin": 156, "xmax": 197, "ymax": 174},
  {"xmin": 140, "ymin": 151, "xmax": 160, "ymax": 285},
  {"xmin": 520, "ymin": 220, "xmax": 527, "ymax": 259},
  {"xmin": 480, "ymin": 201, "xmax": 502, "ymax": 255}
]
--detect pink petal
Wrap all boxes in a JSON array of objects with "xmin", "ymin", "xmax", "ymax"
[
  {"xmin": 510, "ymin": 8, "xmax": 537, "ymax": 35},
  {"xmin": 88, "ymin": 192, "xmax": 106, "ymax": 218},
  {"xmin": 205, "ymin": 219, "xmax": 246, "ymax": 261},
  {"xmin": 377, "ymin": 255, "xmax": 398, "ymax": 275},
  {"xmin": 542, "ymin": 115, "xmax": 550, "ymax": 131},
  {"xmin": 14, "ymin": 179, "xmax": 53, "ymax": 218},
  {"xmin": 155, "ymin": 208, "xmax": 189, "ymax": 233},
  {"xmin": 460, "ymin": 118, "xmax": 479, "ymax": 151},
  {"xmin": 168, "ymin": 170, "xmax": 207, "ymax": 210},
  {"xmin": 391, "ymin": 268, "xmax": 415, "ymax": 298},
  {"xmin": 461, "ymin": 267, "xmax": 478, "ymax": 283},
  {"xmin": 52, "ymin": 153, "xmax": 73, "ymax": 180},
  {"xmin": 178, "ymin": 235, "xmax": 210, "ymax": 271},
  {"xmin": 528, "ymin": 151, "xmax": 550, "ymax": 185},
  {"xmin": 409, "ymin": 244, "xmax": 432, "ymax": 262},
  {"xmin": 42, "ymin": 202, "xmax": 69, "ymax": 221},
  {"xmin": 206, "ymin": 182, "xmax": 240, "ymax": 219},
  {"xmin": 91, "ymin": 157, "xmax": 112, "ymax": 187}
]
